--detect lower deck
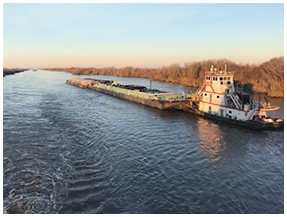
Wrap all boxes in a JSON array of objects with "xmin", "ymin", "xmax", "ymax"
[{"xmin": 199, "ymin": 101, "xmax": 256, "ymax": 121}]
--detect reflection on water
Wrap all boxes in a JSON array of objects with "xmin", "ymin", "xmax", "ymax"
[
  {"xmin": 3, "ymin": 70, "xmax": 284, "ymax": 214},
  {"xmin": 196, "ymin": 119, "xmax": 227, "ymax": 164}
]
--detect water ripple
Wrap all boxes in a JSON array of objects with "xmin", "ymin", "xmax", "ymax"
[{"xmin": 3, "ymin": 70, "xmax": 284, "ymax": 214}]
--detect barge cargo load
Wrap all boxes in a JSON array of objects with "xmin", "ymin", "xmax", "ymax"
[{"xmin": 66, "ymin": 78, "xmax": 191, "ymax": 110}]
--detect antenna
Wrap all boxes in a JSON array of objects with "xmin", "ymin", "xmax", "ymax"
[{"xmin": 210, "ymin": 65, "xmax": 214, "ymax": 72}]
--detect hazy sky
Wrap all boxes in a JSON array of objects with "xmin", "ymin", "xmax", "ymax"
[{"xmin": 3, "ymin": 3, "xmax": 284, "ymax": 68}]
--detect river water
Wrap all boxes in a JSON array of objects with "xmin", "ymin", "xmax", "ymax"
[{"xmin": 3, "ymin": 70, "xmax": 284, "ymax": 214}]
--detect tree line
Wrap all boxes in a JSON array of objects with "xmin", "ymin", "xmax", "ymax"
[{"xmin": 47, "ymin": 57, "xmax": 284, "ymax": 97}]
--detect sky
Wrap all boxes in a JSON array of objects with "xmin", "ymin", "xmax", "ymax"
[{"xmin": 3, "ymin": 3, "xmax": 284, "ymax": 68}]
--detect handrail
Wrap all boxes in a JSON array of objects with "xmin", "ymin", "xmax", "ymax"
[{"xmin": 227, "ymin": 93, "xmax": 242, "ymax": 110}]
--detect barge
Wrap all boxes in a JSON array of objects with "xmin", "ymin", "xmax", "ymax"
[
  {"xmin": 66, "ymin": 66, "xmax": 283, "ymax": 130},
  {"xmin": 66, "ymin": 78, "xmax": 191, "ymax": 110}
]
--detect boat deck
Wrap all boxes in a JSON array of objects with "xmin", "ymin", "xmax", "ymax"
[{"xmin": 66, "ymin": 78, "xmax": 283, "ymax": 130}]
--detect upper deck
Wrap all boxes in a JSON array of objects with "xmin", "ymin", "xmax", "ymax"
[
  {"xmin": 202, "ymin": 66, "xmax": 236, "ymax": 94},
  {"xmin": 205, "ymin": 71, "xmax": 234, "ymax": 76},
  {"xmin": 205, "ymin": 65, "xmax": 234, "ymax": 78}
]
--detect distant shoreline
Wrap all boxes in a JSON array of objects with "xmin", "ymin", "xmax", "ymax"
[
  {"xmin": 44, "ymin": 57, "xmax": 284, "ymax": 98},
  {"xmin": 3, "ymin": 69, "xmax": 28, "ymax": 77},
  {"xmin": 3, "ymin": 56, "xmax": 283, "ymax": 98}
]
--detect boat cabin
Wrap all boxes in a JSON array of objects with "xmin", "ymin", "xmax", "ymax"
[{"xmin": 195, "ymin": 65, "xmax": 262, "ymax": 121}]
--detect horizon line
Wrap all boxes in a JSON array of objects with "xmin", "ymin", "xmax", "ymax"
[{"xmin": 3, "ymin": 56, "xmax": 284, "ymax": 70}]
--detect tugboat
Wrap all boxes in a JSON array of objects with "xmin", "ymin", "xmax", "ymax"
[{"xmin": 187, "ymin": 65, "xmax": 284, "ymax": 130}]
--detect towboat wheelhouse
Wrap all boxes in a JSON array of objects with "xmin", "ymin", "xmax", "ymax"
[{"xmin": 194, "ymin": 65, "xmax": 280, "ymax": 122}]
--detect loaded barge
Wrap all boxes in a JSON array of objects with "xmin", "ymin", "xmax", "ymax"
[
  {"xmin": 66, "ymin": 66, "xmax": 283, "ymax": 130},
  {"xmin": 66, "ymin": 78, "xmax": 191, "ymax": 110}
]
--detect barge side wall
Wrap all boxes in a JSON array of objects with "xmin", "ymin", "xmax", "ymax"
[
  {"xmin": 66, "ymin": 81, "xmax": 181, "ymax": 110},
  {"xmin": 89, "ymin": 85, "xmax": 180, "ymax": 110}
]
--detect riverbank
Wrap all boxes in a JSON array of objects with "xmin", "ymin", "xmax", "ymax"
[
  {"xmin": 3, "ymin": 68, "xmax": 28, "ymax": 77},
  {"xmin": 45, "ymin": 57, "xmax": 284, "ymax": 98}
]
